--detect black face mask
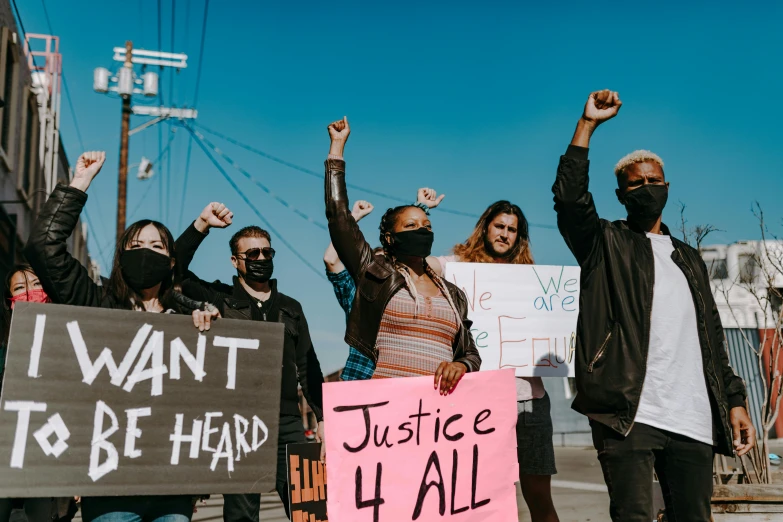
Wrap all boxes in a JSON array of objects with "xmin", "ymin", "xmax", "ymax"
[
  {"xmin": 243, "ymin": 259, "xmax": 274, "ymax": 283},
  {"xmin": 120, "ymin": 248, "xmax": 172, "ymax": 292},
  {"xmin": 621, "ymin": 184, "xmax": 669, "ymax": 223},
  {"xmin": 390, "ymin": 228, "xmax": 434, "ymax": 258}
]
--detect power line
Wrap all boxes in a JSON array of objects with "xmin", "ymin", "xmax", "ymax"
[
  {"xmin": 176, "ymin": 0, "xmax": 209, "ymax": 229},
  {"xmin": 192, "ymin": 0, "xmax": 210, "ymax": 106},
  {"xmin": 157, "ymin": 0, "xmax": 164, "ymax": 222},
  {"xmin": 37, "ymin": 0, "xmax": 115, "ymax": 264},
  {"xmin": 186, "ymin": 124, "xmax": 327, "ymax": 230},
  {"xmin": 130, "ymin": 130, "xmax": 177, "ymax": 221},
  {"xmin": 183, "ymin": 123, "xmax": 326, "ymax": 280},
  {"xmin": 194, "ymin": 122, "xmax": 559, "ymax": 229},
  {"xmin": 176, "ymin": 135, "xmax": 194, "ymax": 230},
  {"xmin": 165, "ymin": 0, "xmax": 176, "ymax": 224}
]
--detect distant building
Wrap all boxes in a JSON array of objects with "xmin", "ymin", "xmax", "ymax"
[
  {"xmin": 701, "ymin": 240, "xmax": 783, "ymax": 437},
  {"xmin": 0, "ymin": 1, "xmax": 95, "ymax": 282}
]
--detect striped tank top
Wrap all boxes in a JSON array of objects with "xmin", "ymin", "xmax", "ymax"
[{"xmin": 372, "ymin": 288, "xmax": 459, "ymax": 379}]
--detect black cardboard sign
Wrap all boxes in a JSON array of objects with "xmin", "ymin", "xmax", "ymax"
[
  {"xmin": 0, "ymin": 302, "xmax": 284, "ymax": 497},
  {"xmin": 287, "ymin": 442, "xmax": 327, "ymax": 522}
]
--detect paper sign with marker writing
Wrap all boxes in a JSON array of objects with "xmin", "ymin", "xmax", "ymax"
[
  {"xmin": 0, "ymin": 302, "xmax": 284, "ymax": 496},
  {"xmin": 324, "ymin": 369, "xmax": 518, "ymax": 521},
  {"xmin": 444, "ymin": 262, "xmax": 580, "ymax": 377}
]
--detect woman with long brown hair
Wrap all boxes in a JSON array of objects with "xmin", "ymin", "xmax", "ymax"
[
  {"xmin": 25, "ymin": 152, "xmax": 221, "ymax": 522},
  {"xmin": 324, "ymin": 117, "xmax": 480, "ymax": 394},
  {"xmin": 428, "ymin": 200, "xmax": 560, "ymax": 522}
]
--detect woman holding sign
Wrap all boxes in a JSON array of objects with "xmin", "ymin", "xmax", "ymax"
[
  {"xmin": 428, "ymin": 203, "xmax": 561, "ymax": 522},
  {"xmin": 324, "ymin": 118, "xmax": 480, "ymax": 394},
  {"xmin": 24, "ymin": 152, "xmax": 221, "ymax": 522}
]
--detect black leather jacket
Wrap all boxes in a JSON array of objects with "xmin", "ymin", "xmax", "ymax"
[
  {"xmin": 553, "ymin": 145, "xmax": 746, "ymax": 455},
  {"xmin": 175, "ymin": 224, "xmax": 324, "ymax": 421},
  {"xmin": 324, "ymin": 158, "xmax": 481, "ymax": 372}
]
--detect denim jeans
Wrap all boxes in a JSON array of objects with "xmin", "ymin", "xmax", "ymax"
[
  {"xmin": 91, "ymin": 513, "xmax": 189, "ymax": 522},
  {"xmin": 591, "ymin": 421, "xmax": 714, "ymax": 522}
]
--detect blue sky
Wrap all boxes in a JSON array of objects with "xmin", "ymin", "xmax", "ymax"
[{"xmin": 16, "ymin": 0, "xmax": 783, "ymax": 373}]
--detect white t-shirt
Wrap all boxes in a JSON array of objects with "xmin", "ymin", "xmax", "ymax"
[
  {"xmin": 633, "ymin": 233, "xmax": 714, "ymax": 445},
  {"xmin": 434, "ymin": 255, "xmax": 546, "ymax": 402}
]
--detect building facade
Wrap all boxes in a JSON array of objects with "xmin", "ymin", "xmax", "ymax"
[{"xmin": 0, "ymin": 1, "xmax": 95, "ymax": 285}]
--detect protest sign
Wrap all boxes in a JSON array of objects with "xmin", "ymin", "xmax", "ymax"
[
  {"xmin": 0, "ymin": 302, "xmax": 284, "ymax": 497},
  {"xmin": 444, "ymin": 262, "xmax": 580, "ymax": 377},
  {"xmin": 323, "ymin": 369, "xmax": 518, "ymax": 521},
  {"xmin": 287, "ymin": 442, "xmax": 327, "ymax": 522}
]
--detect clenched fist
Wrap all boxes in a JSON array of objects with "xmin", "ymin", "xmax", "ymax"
[
  {"xmin": 70, "ymin": 151, "xmax": 106, "ymax": 192},
  {"xmin": 351, "ymin": 200, "xmax": 374, "ymax": 222},
  {"xmin": 417, "ymin": 188, "xmax": 445, "ymax": 209},
  {"xmin": 327, "ymin": 117, "xmax": 350, "ymax": 157},
  {"xmin": 195, "ymin": 202, "xmax": 233, "ymax": 233},
  {"xmin": 582, "ymin": 90, "xmax": 622, "ymax": 125}
]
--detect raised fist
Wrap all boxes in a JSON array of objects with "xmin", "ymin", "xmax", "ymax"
[
  {"xmin": 351, "ymin": 200, "xmax": 374, "ymax": 222},
  {"xmin": 327, "ymin": 117, "xmax": 350, "ymax": 143},
  {"xmin": 417, "ymin": 187, "xmax": 445, "ymax": 209},
  {"xmin": 76, "ymin": 151, "xmax": 106, "ymax": 180},
  {"xmin": 198, "ymin": 202, "xmax": 233, "ymax": 230},
  {"xmin": 582, "ymin": 90, "xmax": 622, "ymax": 125}
]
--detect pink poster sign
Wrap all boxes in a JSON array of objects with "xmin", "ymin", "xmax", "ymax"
[{"xmin": 323, "ymin": 369, "xmax": 518, "ymax": 521}]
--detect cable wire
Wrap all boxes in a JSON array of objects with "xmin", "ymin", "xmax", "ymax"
[
  {"xmin": 193, "ymin": 122, "xmax": 558, "ymax": 229},
  {"xmin": 192, "ymin": 0, "xmax": 210, "ymax": 106},
  {"xmin": 165, "ymin": 0, "xmax": 176, "ymax": 223},
  {"xmin": 176, "ymin": 0, "xmax": 210, "ymax": 229},
  {"xmin": 185, "ymin": 124, "xmax": 327, "ymax": 230},
  {"xmin": 183, "ymin": 123, "xmax": 326, "ymax": 280},
  {"xmin": 37, "ymin": 0, "xmax": 116, "ymax": 265}
]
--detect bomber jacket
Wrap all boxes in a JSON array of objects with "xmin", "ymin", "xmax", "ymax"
[
  {"xmin": 24, "ymin": 184, "xmax": 195, "ymax": 520},
  {"xmin": 552, "ymin": 145, "xmax": 746, "ymax": 456},
  {"xmin": 324, "ymin": 158, "xmax": 481, "ymax": 372},
  {"xmin": 175, "ymin": 224, "xmax": 324, "ymax": 421}
]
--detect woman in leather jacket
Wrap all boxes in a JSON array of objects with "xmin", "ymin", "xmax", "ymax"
[
  {"xmin": 24, "ymin": 152, "xmax": 216, "ymax": 522},
  {"xmin": 324, "ymin": 118, "xmax": 481, "ymax": 395}
]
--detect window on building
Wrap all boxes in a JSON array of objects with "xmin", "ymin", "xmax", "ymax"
[
  {"xmin": 708, "ymin": 258, "xmax": 729, "ymax": 280},
  {"xmin": 739, "ymin": 253, "xmax": 758, "ymax": 284},
  {"xmin": 0, "ymin": 33, "xmax": 16, "ymax": 156}
]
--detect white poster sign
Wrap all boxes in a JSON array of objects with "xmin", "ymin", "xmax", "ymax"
[{"xmin": 444, "ymin": 262, "xmax": 580, "ymax": 377}]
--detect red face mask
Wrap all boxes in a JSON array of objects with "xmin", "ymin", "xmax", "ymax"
[{"xmin": 10, "ymin": 289, "xmax": 51, "ymax": 309}]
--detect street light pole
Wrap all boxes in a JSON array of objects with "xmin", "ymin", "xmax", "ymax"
[{"xmin": 117, "ymin": 41, "xmax": 133, "ymax": 239}]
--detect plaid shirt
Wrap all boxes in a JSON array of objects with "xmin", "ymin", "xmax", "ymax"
[{"xmin": 326, "ymin": 269, "xmax": 375, "ymax": 380}]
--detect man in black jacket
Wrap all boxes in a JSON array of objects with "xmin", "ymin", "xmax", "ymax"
[
  {"xmin": 176, "ymin": 204, "xmax": 325, "ymax": 522},
  {"xmin": 553, "ymin": 90, "xmax": 756, "ymax": 522}
]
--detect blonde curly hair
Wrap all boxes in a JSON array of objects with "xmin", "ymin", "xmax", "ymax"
[{"xmin": 614, "ymin": 150, "xmax": 665, "ymax": 176}]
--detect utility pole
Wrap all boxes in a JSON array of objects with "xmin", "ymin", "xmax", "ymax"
[
  {"xmin": 117, "ymin": 42, "xmax": 132, "ymax": 239},
  {"xmin": 93, "ymin": 42, "xmax": 194, "ymax": 241}
]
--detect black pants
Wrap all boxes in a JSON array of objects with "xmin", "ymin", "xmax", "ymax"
[
  {"xmin": 223, "ymin": 415, "xmax": 306, "ymax": 522},
  {"xmin": 0, "ymin": 498, "xmax": 78, "ymax": 522},
  {"xmin": 591, "ymin": 421, "xmax": 714, "ymax": 522}
]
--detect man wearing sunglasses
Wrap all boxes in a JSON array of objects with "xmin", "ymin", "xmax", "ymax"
[{"xmin": 175, "ymin": 202, "xmax": 325, "ymax": 522}]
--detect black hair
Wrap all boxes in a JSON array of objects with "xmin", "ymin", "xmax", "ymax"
[{"xmin": 107, "ymin": 219, "xmax": 178, "ymax": 310}]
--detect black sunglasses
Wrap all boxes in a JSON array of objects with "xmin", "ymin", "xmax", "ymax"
[{"xmin": 235, "ymin": 247, "xmax": 275, "ymax": 261}]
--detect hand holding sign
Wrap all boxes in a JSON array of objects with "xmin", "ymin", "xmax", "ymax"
[{"xmin": 324, "ymin": 370, "xmax": 518, "ymax": 521}]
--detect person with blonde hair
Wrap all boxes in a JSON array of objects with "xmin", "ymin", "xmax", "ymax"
[
  {"xmin": 428, "ymin": 200, "xmax": 559, "ymax": 522},
  {"xmin": 553, "ymin": 89, "xmax": 755, "ymax": 521}
]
